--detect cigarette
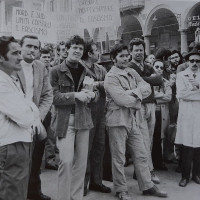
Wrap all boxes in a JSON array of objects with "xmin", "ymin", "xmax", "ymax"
[{"xmin": 31, "ymin": 54, "xmax": 35, "ymax": 59}]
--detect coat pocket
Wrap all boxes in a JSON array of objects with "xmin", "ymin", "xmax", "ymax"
[
  {"xmin": 58, "ymin": 80, "xmax": 72, "ymax": 93},
  {"xmin": 0, "ymin": 145, "xmax": 8, "ymax": 170}
]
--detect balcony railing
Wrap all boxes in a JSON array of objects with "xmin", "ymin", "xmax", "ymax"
[{"xmin": 120, "ymin": 0, "xmax": 145, "ymax": 12}]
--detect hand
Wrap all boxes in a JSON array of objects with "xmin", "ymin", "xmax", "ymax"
[
  {"xmin": 188, "ymin": 78, "xmax": 199, "ymax": 88},
  {"xmin": 93, "ymin": 81, "xmax": 100, "ymax": 88},
  {"xmin": 32, "ymin": 118, "xmax": 43, "ymax": 135},
  {"xmin": 75, "ymin": 91, "xmax": 90, "ymax": 102},
  {"xmin": 81, "ymin": 89, "xmax": 95, "ymax": 102},
  {"xmin": 150, "ymin": 73, "xmax": 157, "ymax": 77},
  {"xmin": 125, "ymin": 90, "xmax": 134, "ymax": 95}
]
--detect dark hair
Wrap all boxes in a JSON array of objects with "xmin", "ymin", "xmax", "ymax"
[
  {"xmin": 110, "ymin": 44, "xmax": 128, "ymax": 60},
  {"xmin": 82, "ymin": 40, "xmax": 96, "ymax": 60},
  {"xmin": 153, "ymin": 59, "xmax": 164, "ymax": 66},
  {"xmin": 40, "ymin": 47, "xmax": 50, "ymax": 55},
  {"xmin": 65, "ymin": 35, "xmax": 85, "ymax": 50},
  {"xmin": 0, "ymin": 36, "xmax": 18, "ymax": 59},
  {"xmin": 129, "ymin": 38, "xmax": 145, "ymax": 52},
  {"xmin": 57, "ymin": 41, "xmax": 65, "ymax": 52},
  {"xmin": 170, "ymin": 50, "xmax": 183, "ymax": 64},
  {"xmin": 171, "ymin": 50, "xmax": 182, "ymax": 58},
  {"xmin": 155, "ymin": 48, "xmax": 171, "ymax": 61},
  {"xmin": 20, "ymin": 35, "xmax": 41, "ymax": 49}
]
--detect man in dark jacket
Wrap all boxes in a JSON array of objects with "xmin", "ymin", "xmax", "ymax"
[
  {"xmin": 128, "ymin": 38, "xmax": 163, "ymax": 181},
  {"xmin": 50, "ymin": 35, "xmax": 96, "ymax": 200},
  {"xmin": 80, "ymin": 41, "xmax": 111, "ymax": 196}
]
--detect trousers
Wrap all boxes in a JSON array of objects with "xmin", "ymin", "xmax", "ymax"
[
  {"xmin": 108, "ymin": 123, "xmax": 154, "ymax": 192},
  {"xmin": 57, "ymin": 114, "xmax": 89, "ymax": 200},
  {"xmin": 139, "ymin": 104, "xmax": 155, "ymax": 171},
  {"xmin": 0, "ymin": 142, "xmax": 31, "ymax": 200}
]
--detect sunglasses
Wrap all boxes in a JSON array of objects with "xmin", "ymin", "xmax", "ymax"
[
  {"xmin": 189, "ymin": 59, "xmax": 200, "ymax": 64},
  {"xmin": 154, "ymin": 65, "xmax": 164, "ymax": 70}
]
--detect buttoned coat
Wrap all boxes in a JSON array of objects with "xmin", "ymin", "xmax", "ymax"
[
  {"xmin": 175, "ymin": 68, "xmax": 200, "ymax": 147},
  {"xmin": 154, "ymin": 79, "xmax": 172, "ymax": 138},
  {"xmin": 16, "ymin": 60, "xmax": 53, "ymax": 121}
]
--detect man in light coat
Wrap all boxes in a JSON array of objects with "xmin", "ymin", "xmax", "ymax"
[
  {"xmin": 0, "ymin": 36, "xmax": 41, "ymax": 200},
  {"xmin": 104, "ymin": 43, "xmax": 167, "ymax": 200},
  {"xmin": 176, "ymin": 48, "xmax": 200, "ymax": 187},
  {"xmin": 16, "ymin": 35, "xmax": 53, "ymax": 200}
]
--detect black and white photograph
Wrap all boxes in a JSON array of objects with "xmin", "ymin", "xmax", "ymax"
[{"xmin": 0, "ymin": 0, "xmax": 200, "ymax": 200}]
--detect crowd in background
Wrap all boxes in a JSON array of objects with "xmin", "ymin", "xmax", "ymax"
[{"xmin": 0, "ymin": 33, "xmax": 200, "ymax": 200}]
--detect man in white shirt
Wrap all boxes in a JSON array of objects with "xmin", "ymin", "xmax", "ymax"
[
  {"xmin": 0, "ymin": 36, "xmax": 41, "ymax": 200},
  {"xmin": 17, "ymin": 35, "xmax": 53, "ymax": 200}
]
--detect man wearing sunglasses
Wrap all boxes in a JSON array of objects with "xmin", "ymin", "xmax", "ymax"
[
  {"xmin": 128, "ymin": 38, "xmax": 163, "ymax": 182},
  {"xmin": 175, "ymin": 48, "xmax": 200, "ymax": 187}
]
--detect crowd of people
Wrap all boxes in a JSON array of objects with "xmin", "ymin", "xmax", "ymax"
[{"xmin": 0, "ymin": 33, "xmax": 200, "ymax": 200}]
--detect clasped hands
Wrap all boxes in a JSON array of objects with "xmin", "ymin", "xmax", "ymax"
[
  {"xmin": 75, "ymin": 76, "xmax": 96, "ymax": 103},
  {"xmin": 188, "ymin": 78, "xmax": 199, "ymax": 90}
]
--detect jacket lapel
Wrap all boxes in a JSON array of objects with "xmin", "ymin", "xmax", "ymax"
[
  {"xmin": 16, "ymin": 70, "xmax": 26, "ymax": 94},
  {"xmin": 32, "ymin": 62, "xmax": 40, "ymax": 103}
]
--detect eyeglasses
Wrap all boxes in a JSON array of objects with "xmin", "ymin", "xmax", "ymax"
[
  {"xmin": 189, "ymin": 59, "xmax": 200, "ymax": 64},
  {"xmin": 154, "ymin": 65, "xmax": 164, "ymax": 70}
]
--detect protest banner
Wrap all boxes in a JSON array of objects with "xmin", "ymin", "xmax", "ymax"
[
  {"xmin": 77, "ymin": 0, "xmax": 121, "ymax": 29},
  {"xmin": 55, "ymin": 12, "xmax": 84, "ymax": 42},
  {"xmin": 12, "ymin": 7, "xmax": 57, "ymax": 43}
]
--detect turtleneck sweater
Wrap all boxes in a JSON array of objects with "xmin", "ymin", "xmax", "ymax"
[
  {"xmin": 21, "ymin": 60, "xmax": 34, "ymax": 101},
  {"xmin": 65, "ymin": 60, "xmax": 84, "ymax": 114}
]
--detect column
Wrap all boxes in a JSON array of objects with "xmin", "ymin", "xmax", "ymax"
[
  {"xmin": 143, "ymin": 34, "xmax": 151, "ymax": 55},
  {"xmin": 179, "ymin": 29, "xmax": 188, "ymax": 53},
  {"xmin": 0, "ymin": 0, "xmax": 6, "ymax": 34}
]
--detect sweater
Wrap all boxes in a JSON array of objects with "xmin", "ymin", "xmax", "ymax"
[{"xmin": 128, "ymin": 61, "xmax": 163, "ymax": 104}]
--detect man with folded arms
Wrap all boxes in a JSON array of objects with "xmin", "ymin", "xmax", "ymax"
[{"xmin": 104, "ymin": 43, "xmax": 167, "ymax": 200}]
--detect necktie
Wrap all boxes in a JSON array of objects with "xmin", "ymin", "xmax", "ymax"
[{"xmin": 193, "ymin": 73, "xmax": 196, "ymax": 78}]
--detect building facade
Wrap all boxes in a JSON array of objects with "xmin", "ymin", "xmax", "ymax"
[
  {"xmin": 117, "ymin": 0, "xmax": 200, "ymax": 54},
  {"xmin": 0, "ymin": 0, "xmax": 200, "ymax": 54}
]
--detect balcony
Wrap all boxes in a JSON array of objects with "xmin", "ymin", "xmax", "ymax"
[{"xmin": 120, "ymin": 0, "xmax": 145, "ymax": 14}]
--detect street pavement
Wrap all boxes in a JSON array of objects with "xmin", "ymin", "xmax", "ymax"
[{"xmin": 41, "ymin": 163, "xmax": 200, "ymax": 200}]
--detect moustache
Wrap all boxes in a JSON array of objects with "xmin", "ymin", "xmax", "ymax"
[{"xmin": 192, "ymin": 64, "xmax": 198, "ymax": 68}]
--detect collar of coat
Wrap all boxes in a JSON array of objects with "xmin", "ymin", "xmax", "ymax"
[
  {"xmin": 182, "ymin": 67, "xmax": 199, "ymax": 76},
  {"xmin": 59, "ymin": 59, "xmax": 84, "ymax": 72},
  {"xmin": 109, "ymin": 65, "xmax": 135, "ymax": 76}
]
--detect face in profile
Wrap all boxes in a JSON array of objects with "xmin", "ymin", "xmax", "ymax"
[
  {"xmin": 1, "ymin": 42, "xmax": 23, "ymax": 74},
  {"xmin": 90, "ymin": 44, "xmax": 99, "ymax": 63},
  {"xmin": 59, "ymin": 44, "xmax": 68, "ymax": 60},
  {"xmin": 146, "ymin": 54, "xmax": 155, "ymax": 65},
  {"xmin": 153, "ymin": 60, "xmax": 164, "ymax": 76}
]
